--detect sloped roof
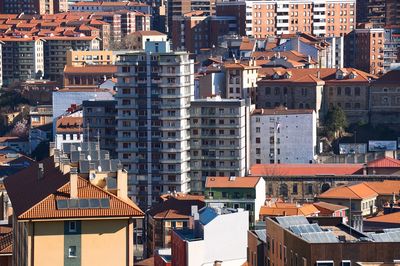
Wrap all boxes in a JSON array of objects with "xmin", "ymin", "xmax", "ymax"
[
  {"xmin": 250, "ymin": 164, "xmax": 364, "ymax": 176},
  {"xmin": 260, "ymin": 203, "xmax": 319, "ymax": 217},
  {"xmin": 56, "ymin": 116, "xmax": 83, "ymax": 134},
  {"xmin": 0, "ymin": 230, "xmax": 12, "ymax": 255},
  {"xmin": 205, "ymin": 176, "xmax": 261, "ymax": 188},
  {"xmin": 367, "ymin": 157, "xmax": 400, "ymax": 168},
  {"xmin": 366, "ymin": 212, "xmax": 400, "ymax": 224},
  {"xmin": 318, "ymin": 183, "xmax": 378, "ymax": 200},
  {"xmin": 64, "ymin": 65, "xmax": 117, "ymax": 74},
  {"xmin": 313, "ymin": 201, "xmax": 348, "ymax": 214},
  {"xmin": 4, "ymin": 157, "xmax": 143, "ymax": 220},
  {"xmin": 148, "ymin": 195, "xmax": 205, "ymax": 220},
  {"xmin": 364, "ymin": 181, "xmax": 400, "ymax": 196}
]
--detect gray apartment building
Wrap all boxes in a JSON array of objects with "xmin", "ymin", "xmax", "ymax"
[
  {"xmin": 115, "ymin": 41, "xmax": 194, "ymax": 208},
  {"xmin": 190, "ymin": 96, "xmax": 251, "ymax": 194},
  {"xmin": 82, "ymin": 100, "xmax": 118, "ymax": 158}
]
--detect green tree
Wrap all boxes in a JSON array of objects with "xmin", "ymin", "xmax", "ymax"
[{"xmin": 325, "ymin": 106, "xmax": 347, "ymax": 137}]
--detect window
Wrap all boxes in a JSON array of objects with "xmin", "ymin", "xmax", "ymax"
[
  {"xmin": 68, "ymin": 221, "xmax": 77, "ymax": 232},
  {"xmin": 341, "ymin": 261, "xmax": 351, "ymax": 266},
  {"xmin": 256, "ymin": 137, "xmax": 261, "ymax": 143},
  {"xmin": 68, "ymin": 246, "xmax": 77, "ymax": 258}
]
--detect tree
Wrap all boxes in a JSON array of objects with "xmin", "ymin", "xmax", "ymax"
[
  {"xmin": 11, "ymin": 118, "xmax": 29, "ymax": 138},
  {"xmin": 325, "ymin": 106, "xmax": 347, "ymax": 138}
]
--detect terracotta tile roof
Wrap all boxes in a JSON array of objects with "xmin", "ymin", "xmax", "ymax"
[
  {"xmin": 4, "ymin": 157, "xmax": 144, "ymax": 221},
  {"xmin": 205, "ymin": 176, "xmax": 261, "ymax": 188},
  {"xmin": 136, "ymin": 257, "xmax": 155, "ymax": 266},
  {"xmin": 64, "ymin": 65, "xmax": 117, "ymax": 74},
  {"xmin": 239, "ymin": 37, "xmax": 254, "ymax": 51},
  {"xmin": 252, "ymin": 108, "xmax": 314, "ymax": 115},
  {"xmin": 364, "ymin": 181, "xmax": 400, "ymax": 196},
  {"xmin": 367, "ymin": 157, "xmax": 400, "ymax": 168},
  {"xmin": 366, "ymin": 212, "xmax": 400, "ymax": 224},
  {"xmin": 223, "ymin": 61, "xmax": 260, "ymax": 70},
  {"xmin": 148, "ymin": 194, "xmax": 205, "ymax": 220},
  {"xmin": 56, "ymin": 116, "xmax": 83, "ymax": 134},
  {"xmin": 318, "ymin": 183, "xmax": 378, "ymax": 200},
  {"xmin": 250, "ymin": 164, "xmax": 364, "ymax": 176},
  {"xmin": 313, "ymin": 201, "xmax": 348, "ymax": 214},
  {"xmin": 0, "ymin": 231, "xmax": 12, "ymax": 255},
  {"xmin": 260, "ymin": 203, "xmax": 319, "ymax": 217}
]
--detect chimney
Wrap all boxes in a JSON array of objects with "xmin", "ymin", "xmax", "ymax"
[
  {"xmin": 37, "ymin": 163, "xmax": 44, "ymax": 180},
  {"xmin": 362, "ymin": 163, "xmax": 367, "ymax": 175},
  {"xmin": 117, "ymin": 167, "xmax": 128, "ymax": 200},
  {"xmin": 70, "ymin": 167, "xmax": 78, "ymax": 199},
  {"xmin": 214, "ymin": 261, "xmax": 223, "ymax": 266}
]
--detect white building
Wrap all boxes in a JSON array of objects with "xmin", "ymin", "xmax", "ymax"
[
  {"xmin": 223, "ymin": 61, "xmax": 259, "ymax": 100},
  {"xmin": 250, "ymin": 108, "xmax": 317, "ymax": 165},
  {"xmin": 54, "ymin": 115, "xmax": 83, "ymax": 151},
  {"xmin": 173, "ymin": 206, "xmax": 249, "ymax": 266}
]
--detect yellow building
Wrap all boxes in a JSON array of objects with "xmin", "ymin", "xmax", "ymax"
[
  {"xmin": 4, "ymin": 157, "xmax": 144, "ymax": 266},
  {"xmin": 66, "ymin": 50, "xmax": 119, "ymax": 67}
]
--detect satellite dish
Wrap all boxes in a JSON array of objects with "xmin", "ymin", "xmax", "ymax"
[
  {"xmin": 77, "ymin": 147, "xmax": 82, "ymax": 151},
  {"xmin": 97, "ymin": 165, "xmax": 102, "ymax": 172},
  {"xmin": 87, "ymin": 155, "xmax": 92, "ymax": 161},
  {"xmin": 89, "ymin": 173, "xmax": 96, "ymax": 180}
]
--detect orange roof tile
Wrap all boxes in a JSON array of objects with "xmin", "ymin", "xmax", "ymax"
[
  {"xmin": 250, "ymin": 164, "xmax": 364, "ymax": 176},
  {"xmin": 313, "ymin": 201, "xmax": 348, "ymax": 214},
  {"xmin": 366, "ymin": 212, "xmax": 400, "ymax": 224},
  {"xmin": 318, "ymin": 183, "xmax": 378, "ymax": 200},
  {"xmin": 4, "ymin": 157, "xmax": 144, "ymax": 220},
  {"xmin": 56, "ymin": 117, "xmax": 83, "ymax": 133},
  {"xmin": 260, "ymin": 203, "xmax": 319, "ymax": 217},
  {"xmin": 367, "ymin": 157, "xmax": 400, "ymax": 168},
  {"xmin": 205, "ymin": 176, "xmax": 261, "ymax": 188},
  {"xmin": 64, "ymin": 65, "xmax": 117, "ymax": 74},
  {"xmin": 364, "ymin": 180, "xmax": 400, "ymax": 196}
]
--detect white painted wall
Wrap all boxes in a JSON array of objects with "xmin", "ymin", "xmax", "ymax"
[
  {"xmin": 250, "ymin": 111, "xmax": 317, "ymax": 164},
  {"xmin": 254, "ymin": 178, "xmax": 266, "ymax": 222}
]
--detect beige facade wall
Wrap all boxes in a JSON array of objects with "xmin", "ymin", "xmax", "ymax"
[
  {"xmin": 81, "ymin": 219, "xmax": 130, "ymax": 266},
  {"xmin": 33, "ymin": 221, "xmax": 64, "ymax": 266},
  {"xmin": 66, "ymin": 50, "xmax": 117, "ymax": 66}
]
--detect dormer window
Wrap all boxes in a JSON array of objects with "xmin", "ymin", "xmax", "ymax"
[
  {"xmin": 273, "ymin": 73, "xmax": 280, "ymax": 79},
  {"xmin": 349, "ymin": 72, "xmax": 357, "ymax": 79},
  {"xmin": 284, "ymin": 72, "xmax": 292, "ymax": 79},
  {"xmin": 336, "ymin": 69, "xmax": 345, "ymax": 80}
]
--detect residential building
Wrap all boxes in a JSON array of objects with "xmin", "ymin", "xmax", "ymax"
[
  {"xmin": 1, "ymin": 0, "xmax": 54, "ymax": 14},
  {"xmin": 383, "ymin": 26, "xmax": 400, "ymax": 72},
  {"xmin": 115, "ymin": 10, "xmax": 151, "ymax": 37},
  {"xmin": 259, "ymin": 202, "xmax": 320, "ymax": 220},
  {"xmin": 0, "ymin": 37, "xmax": 44, "ymax": 86},
  {"xmin": 82, "ymin": 100, "xmax": 117, "ymax": 157},
  {"xmin": 166, "ymin": 0, "xmax": 215, "ymax": 35},
  {"xmin": 0, "ymin": 137, "xmax": 30, "ymax": 155},
  {"xmin": 256, "ymin": 68, "xmax": 377, "ymax": 123},
  {"xmin": 115, "ymin": 41, "xmax": 194, "ymax": 208},
  {"xmin": 190, "ymin": 97, "xmax": 251, "ymax": 193},
  {"xmin": 216, "ymin": 0, "xmax": 356, "ymax": 38},
  {"xmin": 127, "ymin": 30, "xmax": 168, "ymax": 50},
  {"xmin": 250, "ymin": 108, "xmax": 317, "ymax": 165},
  {"xmin": 273, "ymin": 33, "xmax": 344, "ymax": 69},
  {"xmin": 360, "ymin": 0, "xmax": 400, "ymax": 28},
  {"xmin": 266, "ymin": 215, "xmax": 400, "ymax": 266},
  {"xmin": 63, "ymin": 65, "xmax": 117, "ymax": 89},
  {"xmin": 171, "ymin": 206, "xmax": 248, "ymax": 266},
  {"xmin": 55, "ymin": 116, "xmax": 83, "ymax": 151},
  {"xmin": 204, "ymin": 176, "xmax": 265, "ymax": 227},
  {"xmin": 197, "ymin": 63, "xmax": 225, "ymax": 98},
  {"xmin": 224, "ymin": 60, "xmax": 259, "ymax": 100},
  {"xmin": 171, "ymin": 12, "xmax": 238, "ymax": 53},
  {"xmin": 0, "ymin": 226, "xmax": 12, "ymax": 266},
  {"xmin": 66, "ymin": 50, "xmax": 131, "ymax": 67},
  {"xmin": 369, "ymin": 70, "xmax": 400, "ymax": 126},
  {"xmin": 52, "ymin": 87, "xmax": 114, "ymax": 138},
  {"xmin": 18, "ymin": 79, "xmax": 56, "ymax": 105},
  {"xmin": 4, "ymin": 154, "xmax": 144, "ymax": 266},
  {"xmin": 69, "ymin": 1, "xmax": 151, "ymax": 14},
  {"xmin": 43, "ymin": 36, "xmax": 100, "ymax": 83},
  {"xmin": 248, "ymin": 229, "xmax": 266, "ymax": 266},
  {"xmin": 146, "ymin": 193, "xmax": 205, "ymax": 257},
  {"xmin": 0, "ymin": 41, "xmax": 2, "ymax": 88},
  {"xmin": 345, "ymin": 24, "xmax": 385, "ymax": 75}
]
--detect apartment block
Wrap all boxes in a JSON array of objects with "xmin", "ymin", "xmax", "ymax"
[
  {"xmin": 115, "ymin": 41, "xmax": 194, "ymax": 208},
  {"xmin": 250, "ymin": 108, "xmax": 317, "ymax": 165},
  {"xmin": 82, "ymin": 100, "xmax": 117, "ymax": 157},
  {"xmin": 55, "ymin": 116, "xmax": 83, "ymax": 150},
  {"xmin": 383, "ymin": 26, "xmax": 400, "ymax": 72},
  {"xmin": 365, "ymin": 0, "xmax": 400, "ymax": 28},
  {"xmin": 0, "ymin": 37, "xmax": 44, "ymax": 86},
  {"xmin": 63, "ymin": 65, "xmax": 117, "ymax": 89},
  {"xmin": 345, "ymin": 24, "xmax": 385, "ymax": 75},
  {"xmin": 69, "ymin": 1, "xmax": 151, "ymax": 14},
  {"xmin": 224, "ymin": 60, "xmax": 259, "ymax": 100},
  {"xmin": 189, "ymin": 97, "xmax": 251, "ymax": 194},
  {"xmin": 166, "ymin": 0, "xmax": 215, "ymax": 34},
  {"xmin": 216, "ymin": 0, "xmax": 356, "ymax": 38},
  {"xmin": 171, "ymin": 11, "xmax": 237, "ymax": 53},
  {"xmin": 43, "ymin": 36, "xmax": 100, "ymax": 83},
  {"xmin": 128, "ymin": 30, "xmax": 168, "ymax": 50},
  {"xmin": 66, "ymin": 50, "xmax": 118, "ymax": 66},
  {"xmin": 1, "ymin": 0, "xmax": 54, "ymax": 14}
]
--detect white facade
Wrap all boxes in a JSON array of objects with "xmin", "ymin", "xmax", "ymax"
[
  {"xmin": 186, "ymin": 208, "xmax": 248, "ymax": 266},
  {"xmin": 55, "ymin": 132, "xmax": 84, "ymax": 150},
  {"xmin": 250, "ymin": 109, "xmax": 317, "ymax": 165}
]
